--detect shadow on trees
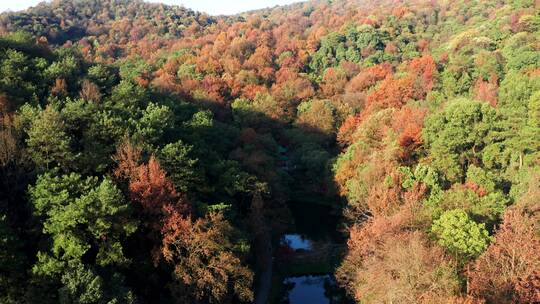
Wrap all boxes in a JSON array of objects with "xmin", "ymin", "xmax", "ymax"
[{"xmin": 125, "ymin": 87, "xmax": 347, "ymax": 302}]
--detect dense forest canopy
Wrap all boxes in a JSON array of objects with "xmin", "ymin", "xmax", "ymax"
[{"xmin": 0, "ymin": 0, "xmax": 539, "ymax": 303}]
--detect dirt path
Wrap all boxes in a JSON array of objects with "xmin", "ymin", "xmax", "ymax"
[{"xmin": 253, "ymin": 229, "xmax": 273, "ymax": 304}]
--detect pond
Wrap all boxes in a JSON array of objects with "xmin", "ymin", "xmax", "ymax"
[
  {"xmin": 280, "ymin": 275, "xmax": 340, "ymax": 304},
  {"xmin": 273, "ymin": 201, "xmax": 351, "ymax": 303}
]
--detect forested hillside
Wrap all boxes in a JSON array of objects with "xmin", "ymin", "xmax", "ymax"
[{"xmin": 0, "ymin": 0, "xmax": 539, "ymax": 303}]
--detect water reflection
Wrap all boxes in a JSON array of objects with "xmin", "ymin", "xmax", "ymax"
[
  {"xmin": 281, "ymin": 234, "xmax": 312, "ymax": 251},
  {"xmin": 280, "ymin": 275, "xmax": 339, "ymax": 304}
]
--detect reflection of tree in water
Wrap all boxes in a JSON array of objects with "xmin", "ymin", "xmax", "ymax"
[
  {"xmin": 279, "ymin": 280, "xmax": 295, "ymax": 304},
  {"xmin": 323, "ymin": 276, "xmax": 342, "ymax": 304},
  {"xmin": 281, "ymin": 234, "xmax": 312, "ymax": 251}
]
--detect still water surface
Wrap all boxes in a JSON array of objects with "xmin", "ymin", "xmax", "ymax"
[{"xmin": 281, "ymin": 275, "xmax": 337, "ymax": 304}]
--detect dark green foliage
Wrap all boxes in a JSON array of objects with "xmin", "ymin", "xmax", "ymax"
[
  {"xmin": 431, "ymin": 209, "xmax": 491, "ymax": 263},
  {"xmin": 28, "ymin": 172, "xmax": 138, "ymax": 303},
  {"xmin": 30, "ymin": 173, "xmax": 137, "ymax": 274},
  {"xmin": 0, "ymin": 214, "xmax": 27, "ymax": 303},
  {"xmin": 423, "ymin": 99, "xmax": 502, "ymax": 183},
  {"xmin": 26, "ymin": 105, "xmax": 75, "ymax": 172},
  {"xmin": 158, "ymin": 140, "xmax": 203, "ymax": 193},
  {"xmin": 309, "ymin": 25, "xmax": 389, "ymax": 74},
  {"xmin": 58, "ymin": 263, "xmax": 136, "ymax": 304}
]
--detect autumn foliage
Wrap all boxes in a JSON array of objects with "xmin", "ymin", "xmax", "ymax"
[
  {"xmin": 128, "ymin": 156, "xmax": 190, "ymax": 218},
  {"xmin": 337, "ymin": 206, "xmax": 460, "ymax": 304},
  {"xmin": 338, "ymin": 56, "xmax": 435, "ymax": 145},
  {"xmin": 346, "ymin": 63, "xmax": 393, "ymax": 93},
  {"xmin": 161, "ymin": 212, "xmax": 254, "ymax": 303},
  {"xmin": 468, "ymin": 207, "xmax": 540, "ymax": 303},
  {"xmin": 1, "ymin": 0, "xmax": 539, "ymax": 303}
]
